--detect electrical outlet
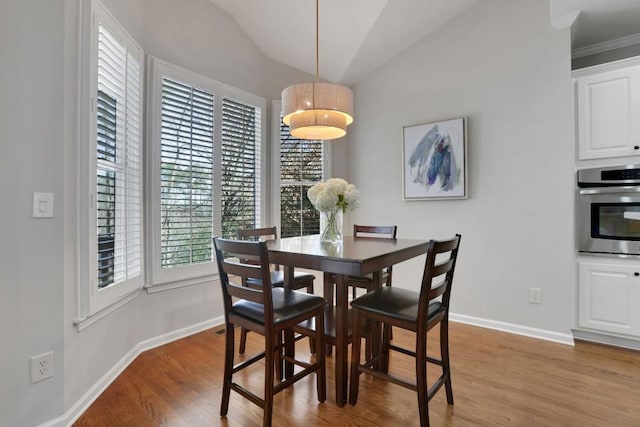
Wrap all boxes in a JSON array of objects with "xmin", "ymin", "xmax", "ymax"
[
  {"xmin": 30, "ymin": 351, "xmax": 53, "ymax": 383},
  {"xmin": 528, "ymin": 288, "xmax": 542, "ymax": 304}
]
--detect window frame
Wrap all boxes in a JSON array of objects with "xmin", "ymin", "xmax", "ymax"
[
  {"xmin": 271, "ymin": 100, "xmax": 330, "ymax": 236},
  {"xmin": 76, "ymin": 0, "xmax": 145, "ymax": 322},
  {"xmin": 146, "ymin": 57, "xmax": 267, "ymax": 291}
]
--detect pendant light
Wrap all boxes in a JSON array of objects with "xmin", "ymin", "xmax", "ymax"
[{"xmin": 281, "ymin": 0, "xmax": 354, "ymax": 140}]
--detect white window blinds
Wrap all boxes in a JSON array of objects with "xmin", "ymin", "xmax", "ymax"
[
  {"xmin": 95, "ymin": 20, "xmax": 142, "ymax": 290},
  {"xmin": 221, "ymin": 97, "xmax": 262, "ymax": 238},
  {"xmin": 160, "ymin": 77, "xmax": 214, "ymax": 269}
]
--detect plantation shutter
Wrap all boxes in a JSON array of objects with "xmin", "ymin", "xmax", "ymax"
[
  {"xmin": 160, "ymin": 78, "xmax": 214, "ymax": 268},
  {"xmin": 95, "ymin": 23, "xmax": 142, "ymax": 289},
  {"xmin": 279, "ymin": 120, "xmax": 323, "ymax": 238},
  {"xmin": 221, "ymin": 97, "xmax": 261, "ymax": 238}
]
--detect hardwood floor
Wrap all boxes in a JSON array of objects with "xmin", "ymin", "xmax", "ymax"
[{"xmin": 74, "ymin": 322, "xmax": 640, "ymax": 426}]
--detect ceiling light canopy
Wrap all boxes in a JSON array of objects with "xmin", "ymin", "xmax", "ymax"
[{"xmin": 281, "ymin": 0, "xmax": 354, "ymax": 141}]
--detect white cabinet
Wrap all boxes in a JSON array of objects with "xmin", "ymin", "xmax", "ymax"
[
  {"xmin": 574, "ymin": 58, "xmax": 640, "ymax": 160},
  {"xmin": 578, "ymin": 260, "xmax": 640, "ymax": 338}
]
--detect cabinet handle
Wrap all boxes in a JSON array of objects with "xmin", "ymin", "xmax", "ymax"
[
  {"xmin": 634, "ymin": 146, "xmax": 640, "ymax": 150},
  {"xmin": 635, "ymin": 272, "xmax": 639, "ymax": 277}
]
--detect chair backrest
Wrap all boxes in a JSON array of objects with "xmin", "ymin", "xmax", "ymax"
[
  {"xmin": 418, "ymin": 234, "xmax": 461, "ymax": 324},
  {"xmin": 213, "ymin": 237, "xmax": 274, "ymax": 316},
  {"xmin": 236, "ymin": 227, "xmax": 279, "ymax": 271},
  {"xmin": 236, "ymin": 226, "xmax": 278, "ymax": 241},
  {"xmin": 353, "ymin": 224, "xmax": 397, "ymax": 239}
]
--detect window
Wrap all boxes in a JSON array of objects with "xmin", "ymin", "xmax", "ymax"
[
  {"xmin": 148, "ymin": 58, "xmax": 265, "ymax": 288},
  {"xmin": 272, "ymin": 101, "xmax": 327, "ymax": 238},
  {"xmin": 78, "ymin": 0, "xmax": 144, "ymax": 319}
]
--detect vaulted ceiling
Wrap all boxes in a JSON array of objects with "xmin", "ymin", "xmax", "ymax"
[{"xmin": 208, "ymin": 0, "xmax": 640, "ymax": 85}]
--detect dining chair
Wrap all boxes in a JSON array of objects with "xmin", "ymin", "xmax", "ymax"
[
  {"xmin": 349, "ymin": 225, "xmax": 397, "ymax": 298},
  {"xmin": 213, "ymin": 237, "xmax": 326, "ymax": 427},
  {"xmin": 324, "ymin": 225, "xmax": 397, "ymax": 305},
  {"xmin": 236, "ymin": 226, "xmax": 316, "ymax": 354},
  {"xmin": 322, "ymin": 225, "xmax": 397, "ymax": 357},
  {"xmin": 349, "ymin": 234, "xmax": 461, "ymax": 427}
]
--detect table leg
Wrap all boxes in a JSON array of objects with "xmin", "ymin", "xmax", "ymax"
[
  {"xmin": 334, "ymin": 274, "xmax": 348, "ymax": 407},
  {"xmin": 371, "ymin": 270, "xmax": 383, "ymax": 371},
  {"xmin": 323, "ymin": 272, "xmax": 334, "ymax": 356}
]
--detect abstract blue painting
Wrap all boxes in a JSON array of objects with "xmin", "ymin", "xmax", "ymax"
[{"xmin": 402, "ymin": 117, "xmax": 466, "ymax": 200}]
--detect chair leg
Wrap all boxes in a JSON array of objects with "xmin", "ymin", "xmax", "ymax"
[
  {"xmin": 263, "ymin": 332, "xmax": 276, "ymax": 427},
  {"xmin": 348, "ymin": 308, "xmax": 363, "ymax": 405},
  {"xmin": 275, "ymin": 332, "xmax": 283, "ymax": 381},
  {"xmin": 416, "ymin": 332, "xmax": 429, "ymax": 427},
  {"xmin": 381, "ymin": 323, "xmax": 392, "ymax": 374},
  {"xmin": 220, "ymin": 323, "xmax": 235, "ymax": 416},
  {"xmin": 239, "ymin": 327, "xmax": 248, "ymax": 354},
  {"xmin": 440, "ymin": 319, "xmax": 454, "ymax": 405}
]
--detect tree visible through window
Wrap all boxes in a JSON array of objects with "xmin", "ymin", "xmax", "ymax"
[
  {"xmin": 279, "ymin": 121, "xmax": 323, "ymax": 238},
  {"xmin": 221, "ymin": 98, "xmax": 261, "ymax": 238}
]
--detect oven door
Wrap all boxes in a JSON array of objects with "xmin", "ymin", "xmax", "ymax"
[{"xmin": 578, "ymin": 186, "xmax": 640, "ymax": 255}]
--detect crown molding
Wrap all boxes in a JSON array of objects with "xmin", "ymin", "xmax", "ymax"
[
  {"xmin": 573, "ymin": 33, "xmax": 640, "ymax": 59},
  {"xmin": 551, "ymin": 10, "xmax": 580, "ymax": 30}
]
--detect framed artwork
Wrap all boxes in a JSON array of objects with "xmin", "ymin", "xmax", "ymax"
[{"xmin": 402, "ymin": 117, "xmax": 467, "ymax": 200}]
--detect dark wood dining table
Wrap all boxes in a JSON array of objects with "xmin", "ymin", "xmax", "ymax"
[{"xmin": 267, "ymin": 234, "xmax": 430, "ymax": 406}]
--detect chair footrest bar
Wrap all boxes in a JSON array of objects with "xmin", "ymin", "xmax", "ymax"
[
  {"xmin": 388, "ymin": 343, "xmax": 416, "ymax": 358},
  {"xmin": 427, "ymin": 374, "xmax": 447, "ymax": 402},
  {"xmin": 274, "ymin": 364, "xmax": 321, "ymax": 394},
  {"xmin": 358, "ymin": 364, "xmax": 418, "ymax": 392},
  {"xmin": 232, "ymin": 351, "xmax": 266, "ymax": 373},
  {"xmin": 426, "ymin": 355, "xmax": 443, "ymax": 366},
  {"xmin": 230, "ymin": 382, "xmax": 264, "ymax": 407}
]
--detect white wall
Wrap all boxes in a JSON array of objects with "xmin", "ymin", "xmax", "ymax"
[
  {"xmin": 348, "ymin": 0, "xmax": 576, "ymax": 336},
  {"xmin": 0, "ymin": 1, "xmax": 66, "ymax": 425}
]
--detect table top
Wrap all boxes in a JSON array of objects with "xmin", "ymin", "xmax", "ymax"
[{"xmin": 267, "ymin": 234, "xmax": 429, "ymax": 276}]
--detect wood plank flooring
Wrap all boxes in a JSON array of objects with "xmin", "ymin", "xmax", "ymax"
[{"xmin": 74, "ymin": 322, "xmax": 640, "ymax": 426}]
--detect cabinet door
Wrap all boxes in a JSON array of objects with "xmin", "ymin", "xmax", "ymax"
[
  {"xmin": 576, "ymin": 66, "xmax": 640, "ymax": 160},
  {"xmin": 578, "ymin": 261, "xmax": 640, "ymax": 337}
]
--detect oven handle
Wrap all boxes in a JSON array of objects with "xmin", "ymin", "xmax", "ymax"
[{"xmin": 579, "ymin": 186, "xmax": 640, "ymax": 195}]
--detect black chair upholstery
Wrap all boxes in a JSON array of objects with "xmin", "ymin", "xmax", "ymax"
[
  {"xmin": 349, "ymin": 234, "xmax": 461, "ymax": 427},
  {"xmin": 214, "ymin": 237, "xmax": 326, "ymax": 427}
]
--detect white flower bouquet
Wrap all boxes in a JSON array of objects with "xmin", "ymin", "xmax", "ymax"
[{"xmin": 307, "ymin": 178, "xmax": 359, "ymax": 243}]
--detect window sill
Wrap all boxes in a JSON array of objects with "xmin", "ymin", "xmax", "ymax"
[
  {"xmin": 144, "ymin": 273, "xmax": 218, "ymax": 294},
  {"xmin": 74, "ymin": 290, "xmax": 138, "ymax": 332}
]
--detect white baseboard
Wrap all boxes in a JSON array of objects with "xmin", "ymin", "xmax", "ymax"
[
  {"xmin": 572, "ymin": 329, "xmax": 640, "ymax": 351},
  {"xmin": 39, "ymin": 316, "xmax": 224, "ymax": 427},
  {"xmin": 450, "ymin": 313, "xmax": 575, "ymax": 346}
]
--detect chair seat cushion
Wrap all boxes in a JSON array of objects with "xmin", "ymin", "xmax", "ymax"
[
  {"xmin": 246, "ymin": 270, "xmax": 314, "ymax": 289},
  {"xmin": 232, "ymin": 288, "xmax": 326, "ymax": 325},
  {"xmin": 345, "ymin": 270, "xmax": 390, "ymax": 289},
  {"xmin": 350, "ymin": 287, "xmax": 442, "ymax": 323}
]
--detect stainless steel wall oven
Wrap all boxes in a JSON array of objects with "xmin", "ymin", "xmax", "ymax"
[{"xmin": 578, "ymin": 165, "xmax": 640, "ymax": 256}]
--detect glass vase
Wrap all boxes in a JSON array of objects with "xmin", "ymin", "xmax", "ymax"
[{"xmin": 320, "ymin": 208, "xmax": 343, "ymax": 244}]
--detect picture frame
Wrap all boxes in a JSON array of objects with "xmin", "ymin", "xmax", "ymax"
[{"xmin": 402, "ymin": 117, "xmax": 467, "ymax": 200}]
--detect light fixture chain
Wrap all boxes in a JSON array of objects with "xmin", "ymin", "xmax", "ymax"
[
  {"xmin": 315, "ymin": 0, "xmax": 319, "ymax": 80},
  {"xmin": 313, "ymin": 0, "xmax": 319, "ymax": 110}
]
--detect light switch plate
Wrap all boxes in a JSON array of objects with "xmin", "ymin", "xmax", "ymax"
[{"xmin": 32, "ymin": 192, "xmax": 54, "ymax": 218}]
